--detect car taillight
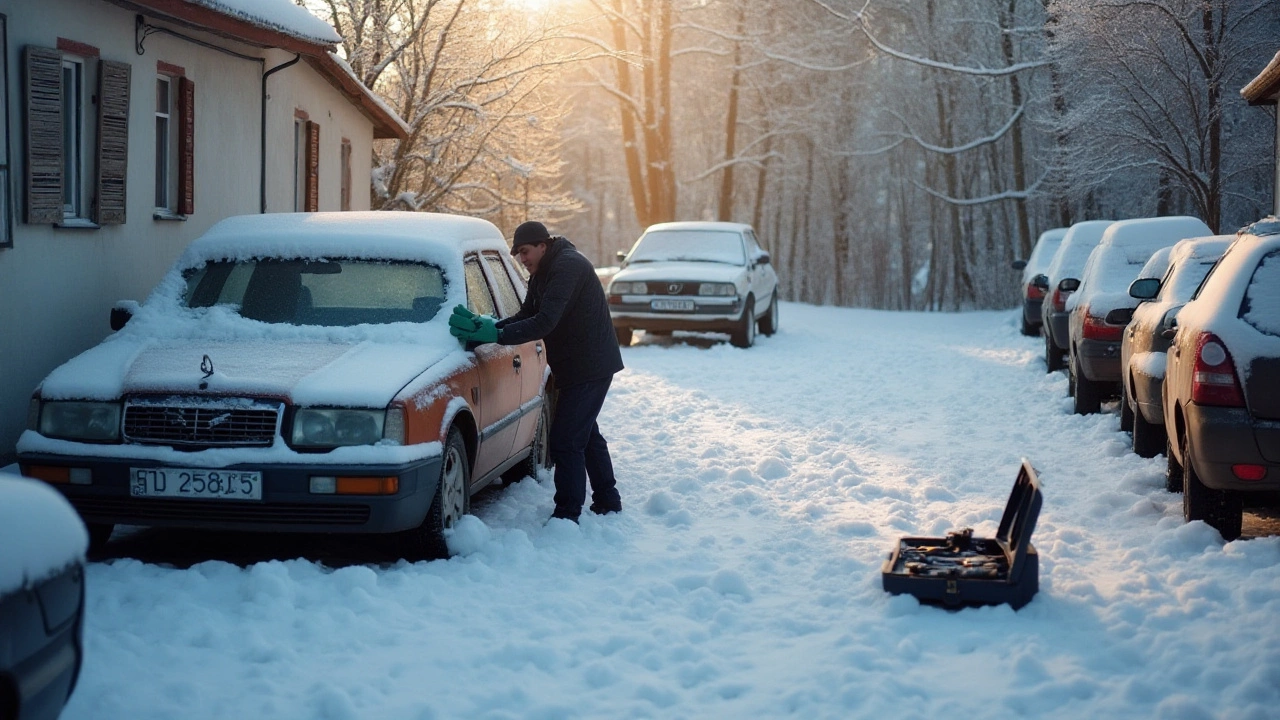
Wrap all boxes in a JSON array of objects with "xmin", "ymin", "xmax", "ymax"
[
  {"xmin": 1191, "ymin": 333, "xmax": 1245, "ymax": 407},
  {"xmin": 1051, "ymin": 287, "xmax": 1066, "ymax": 311},
  {"xmin": 1026, "ymin": 282, "xmax": 1045, "ymax": 301},
  {"xmin": 1081, "ymin": 307, "xmax": 1123, "ymax": 341}
]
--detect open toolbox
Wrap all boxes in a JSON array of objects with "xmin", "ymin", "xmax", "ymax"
[{"xmin": 881, "ymin": 459, "xmax": 1042, "ymax": 610}]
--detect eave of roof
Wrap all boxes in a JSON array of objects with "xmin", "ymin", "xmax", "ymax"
[
  {"xmin": 1242, "ymin": 50, "xmax": 1280, "ymax": 106},
  {"xmin": 111, "ymin": 0, "xmax": 409, "ymax": 139}
]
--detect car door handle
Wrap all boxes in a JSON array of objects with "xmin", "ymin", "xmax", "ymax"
[{"xmin": 513, "ymin": 355, "xmax": 522, "ymax": 369}]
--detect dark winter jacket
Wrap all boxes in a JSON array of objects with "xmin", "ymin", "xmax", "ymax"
[{"xmin": 496, "ymin": 237, "xmax": 624, "ymax": 387}]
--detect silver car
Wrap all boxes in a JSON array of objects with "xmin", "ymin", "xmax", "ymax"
[{"xmin": 607, "ymin": 222, "xmax": 780, "ymax": 348}]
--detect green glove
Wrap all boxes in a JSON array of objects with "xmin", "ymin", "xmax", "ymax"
[
  {"xmin": 452, "ymin": 304, "xmax": 479, "ymax": 322},
  {"xmin": 449, "ymin": 313, "xmax": 499, "ymax": 344}
]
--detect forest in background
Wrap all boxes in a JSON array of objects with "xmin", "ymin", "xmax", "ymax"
[{"xmin": 310, "ymin": 0, "xmax": 1279, "ymax": 310}]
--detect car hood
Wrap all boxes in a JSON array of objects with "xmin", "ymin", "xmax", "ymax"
[
  {"xmin": 613, "ymin": 261, "xmax": 746, "ymax": 284},
  {"xmin": 38, "ymin": 338, "xmax": 458, "ymax": 408}
]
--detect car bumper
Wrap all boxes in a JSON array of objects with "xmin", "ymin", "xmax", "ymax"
[
  {"xmin": 1077, "ymin": 338, "xmax": 1122, "ymax": 383},
  {"xmin": 610, "ymin": 297, "xmax": 744, "ymax": 332},
  {"xmin": 17, "ymin": 453, "xmax": 442, "ymax": 534},
  {"xmin": 1184, "ymin": 404, "xmax": 1280, "ymax": 491},
  {"xmin": 1047, "ymin": 311, "xmax": 1069, "ymax": 350},
  {"xmin": 0, "ymin": 564, "xmax": 84, "ymax": 720},
  {"xmin": 1022, "ymin": 299, "xmax": 1043, "ymax": 327}
]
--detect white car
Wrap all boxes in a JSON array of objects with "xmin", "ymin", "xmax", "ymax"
[{"xmin": 607, "ymin": 222, "xmax": 780, "ymax": 348}]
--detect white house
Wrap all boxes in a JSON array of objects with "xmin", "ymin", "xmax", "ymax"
[
  {"xmin": 1243, "ymin": 50, "xmax": 1280, "ymax": 216},
  {"xmin": 0, "ymin": 0, "xmax": 408, "ymax": 462}
]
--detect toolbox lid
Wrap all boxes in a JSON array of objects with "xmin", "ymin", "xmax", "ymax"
[{"xmin": 996, "ymin": 459, "xmax": 1042, "ymax": 582}]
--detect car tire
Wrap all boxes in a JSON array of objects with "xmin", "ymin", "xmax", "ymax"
[
  {"xmin": 401, "ymin": 427, "xmax": 470, "ymax": 560},
  {"xmin": 1182, "ymin": 433, "xmax": 1242, "ymax": 541},
  {"xmin": 502, "ymin": 399, "xmax": 551, "ymax": 485},
  {"xmin": 1119, "ymin": 380, "xmax": 1134, "ymax": 432},
  {"xmin": 1165, "ymin": 435, "xmax": 1184, "ymax": 493},
  {"xmin": 1020, "ymin": 316, "xmax": 1037, "ymax": 337},
  {"xmin": 730, "ymin": 297, "xmax": 756, "ymax": 348},
  {"xmin": 615, "ymin": 327, "xmax": 633, "ymax": 346},
  {"xmin": 86, "ymin": 522, "xmax": 114, "ymax": 554},
  {"xmin": 759, "ymin": 292, "xmax": 779, "ymax": 336},
  {"xmin": 1045, "ymin": 332, "xmax": 1064, "ymax": 372},
  {"xmin": 1071, "ymin": 353, "xmax": 1101, "ymax": 414},
  {"xmin": 1133, "ymin": 406, "xmax": 1166, "ymax": 460}
]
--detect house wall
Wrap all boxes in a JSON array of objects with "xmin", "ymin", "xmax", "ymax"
[{"xmin": 0, "ymin": 2, "xmax": 376, "ymax": 462}]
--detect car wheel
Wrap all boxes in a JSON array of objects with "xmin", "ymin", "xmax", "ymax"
[
  {"xmin": 401, "ymin": 427, "xmax": 470, "ymax": 559},
  {"xmin": 1020, "ymin": 315, "xmax": 1037, "ymax": 337},
  {"xmin": 1045, "ymin": 333, "xmax": 1064, "ymax": 372},
  {"xmin": 1165, "ymin": 435, "xmax": 1184, "ymax": 493},
  {"xmin": 730, "ymin": 297, "xmax": 756, "ymax": 348},
  {"xmin": 86, "ymin": 522, "xmax": 114, "ymax": 555},
  {"xmin": 1182, "ymin": 433, "xmax": 1242, "ymax": 541},
  {"xmin": 1072, "ymin": 354, "xmax": 1101, "ymax": 414},
  {"xmin": 615, "ymin": 327, "xmax": 633, "ymax": 346},
  {"xmin": 759, "ymin": 292, "xmax": 779, "ymax": 336},
  {"xmin": 502, "ymin": 399, "xmax": 551, "ymax": 485},
  {"xmin": 1133, "ymin": 406, "xmax": 1166, "ymax": 460},
  {"xmin": 1119, "ymin": 379, "xmax": 1134, "ymax": 432}
]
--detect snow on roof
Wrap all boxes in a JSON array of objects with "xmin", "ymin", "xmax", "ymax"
[
  {"xmin": 184, "ymin": 0, "xmax": 342, "ymax": 45},
  {"xmin": 643, "ymin": 221, "xmax": 753, "ymax": 234},
  {"xmin": 1098, "ymin": 216, "xmax": 1213, "ymax": 254},
  {"xmin": 1176, "ymin": 231, "xmax": 1280, "ymax": 367},
  {"xmin": 0, "ymin": 474, "xmax": 87, "ymax": 595},
  {"xmin": 1046, "ymin": 220, "xmax": 1115, "ymax": 282}
]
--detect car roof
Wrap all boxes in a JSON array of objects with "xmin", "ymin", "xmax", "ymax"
[
  {"xmin": 1098, "ymin": 216, "xmax": 1213, "ymax": 249},
  {"xmin": 1167, "ymin": 235, "xmax": 1234, "ymax": 266},
  {"xmin": 643, "ymin": 221, "xmax": 752, "ymax": 234},
  {"xmin": 181, "ymin": 212, "xmax": 508, "ymax": 267}
]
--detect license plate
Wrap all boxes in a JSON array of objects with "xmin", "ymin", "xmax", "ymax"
[
  {"xmin": 651, "ymin": 299, "xmax": 695, "ymax": 311},
  {"xmin": 130, "ymin": 467, "xmax": 263, "ymax": 501}
]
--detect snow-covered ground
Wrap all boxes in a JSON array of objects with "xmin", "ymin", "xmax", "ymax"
[{"xmin": 62, "ymin": 303, "xmax": 1280, "ymax": 719}]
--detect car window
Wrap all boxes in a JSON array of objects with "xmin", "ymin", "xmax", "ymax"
[
  {"xmin": 464, "ymin": 256, "xmax": 498, "ymax": 316},
  {"xmin": 483, "ymin": 253, "xmax": 523, "ymax": 318},
  {"xmin": 1157, "ymin": 260, "xmax": 1217, "ymax": 303},
  {"xmin": 744, "ymin": 230, "xmax": 762, "ymax": 255},
  {"xmin": 183, "ymin": 259, "xmax": 445, "ymax": 326},
  {"xmin": 629, "ymin": 230, "xmax": 746, "ymax": 265},
  {"xmin": 1240, "ymin": 250, "xmax": 1280, "ymax": 336}
]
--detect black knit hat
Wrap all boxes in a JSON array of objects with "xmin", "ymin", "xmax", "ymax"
[{"xmin": 510, "ymin": 221, "xmax": 552, "ymax": 255}]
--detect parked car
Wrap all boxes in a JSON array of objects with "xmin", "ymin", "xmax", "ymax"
[
  {"xmin": 1162, "ymin": 219, "xmax": 1280, "ymax": 540},
  {"xmin": 1066, "ymin": 216, "xmax": 1213, "ymax": 414},
  {"xmin": 1038, "ymin": 220, "xmax": 1116, "ymax": 371},
  {"xmin": 0, "ymin": 473, "xmax": 87, "ymax": 720},
  {"xmin": 17, "ymin": 212, "xmax": 552, "ymax": 559},
  {"xmin": 1121, "ymin": 236, "xmax": 1232, "ymax": 461},
  {"xmin": 607, "ymin": 221, "xmax": 779, "ymax": 348},
  {"xmin": 1011, "ymin": 227, "xmax": 1068, "ymax": 336}
]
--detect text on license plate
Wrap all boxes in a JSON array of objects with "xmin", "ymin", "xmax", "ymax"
[
  {"xmin": 130, "ymin": 468, "xmax": 263, "ymax": 500},
  {"xmin": 651, "ymin": 299, "xmax": 695, "ymax": 311}
]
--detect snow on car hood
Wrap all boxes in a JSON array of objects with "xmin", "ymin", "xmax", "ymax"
[
  {"xmin": 612, "ymin": 261, "xmax": 746, "ymax": 284},
  {"xmin": 0, "ymin": 473, "xmax": 86, "ymax": 595}
]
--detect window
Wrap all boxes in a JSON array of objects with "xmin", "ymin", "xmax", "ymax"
[
  {"xmin": 293, "ymin": 115, "xmax": 318, "ymax": 212},
  {"xmin": 60, "ymin": 56, "xmax": 83, "ymax": 218},
  {"xmin": 483, "ymin": 253, "xmax": 522, "ymax": 317},
  {"xmin": 340, "ymin": 138, "xmax": 351, "ymax": 211},
  {"xmin": 464, "ymin": 257, "xmax": 497, "ymax": 316},
  {"xmin": 293, "ymin": 119, "xmax": 306, "ymax": 211},
  {"xmin": 0, "ymin": 15, "xmax": 10, "ymax": 248},
  {"xmin": 155, "ymin": 76, "xmax": 174, "ymax": 210}
]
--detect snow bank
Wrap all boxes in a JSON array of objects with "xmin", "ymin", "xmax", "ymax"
[{"xmin": 0, "ymin": 474, "xmax": 87, "ymax": 595}]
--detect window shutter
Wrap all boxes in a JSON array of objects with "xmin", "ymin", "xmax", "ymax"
[
  {"xmin": 24, "ymin": 46, "xmax": 63, "ymax": 224},
  {"xmin": 305, "ymin": 120, "xmax": 319, "ymax": 212},
  {"xmin": 94, "ymin": 59, "xmax": 130, "ymax": 225},
  {"xmin": 177, "ymin": 76, "xmax": 194, "ymax": 215}
]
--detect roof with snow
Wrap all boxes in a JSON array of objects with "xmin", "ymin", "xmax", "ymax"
[
  {"xmin": 126, "ymin": 0, "xmax": 408, "ymax": 139},
  {"xmin": 643, "ymin": 222, "xmax": 754, "ymax": 234},
  {"xmin": 1242, "ymin": 50, "xmax": 1280, "ymax": 105}
]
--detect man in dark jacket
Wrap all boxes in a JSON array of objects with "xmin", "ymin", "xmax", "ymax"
[{"xmin": 449, "ymin": 221, "xmax": 624, "ymax": 522}]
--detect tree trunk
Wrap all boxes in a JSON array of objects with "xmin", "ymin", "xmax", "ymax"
[{"xmin": 717, "ymin": 4, "xmax": 747, "ymax": 222}]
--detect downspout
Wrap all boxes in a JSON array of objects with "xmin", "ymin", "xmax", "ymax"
[{"xmin": 261, "ymin": 54, "xmax": 302, "ymax": 214}]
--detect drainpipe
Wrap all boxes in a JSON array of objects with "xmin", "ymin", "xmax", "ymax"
[{"xmin": 261, "ymin": 54, "xmax": 302, "ymax": 213}]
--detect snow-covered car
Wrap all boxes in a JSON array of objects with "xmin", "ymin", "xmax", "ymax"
[
  {"xmin": 0, "ymin": 473, "xmax": 87, "ymax": 720},
  {"xmin": 1011, "ymin": 227, "xmax": 1067, "ymax": 336},
  {"xmin": 1162, "ymin": 219, "xmax": 1280, "ymax": 541},
  {"xmin": 17, "ymin": 212, "xmax": 551, "ymax": 559},
  {"xmin": 607, "ymin": 221, "xmax": 779, "ymax": 348},
  {"xmin": 1038, "ymin": 220, "xmax": 1115, "ymax": 371},
  {"xmin": 1120, "ymin": 236, "xmax": 1232, "ymax": 460},
  {"xmin": 1066, "ymin": 216, "xmax": 1212, "ymax": 414}
]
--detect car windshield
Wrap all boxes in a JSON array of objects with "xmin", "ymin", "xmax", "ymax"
[
  {"xmin": 629, "ymin": 230, "xmax": 746, "ymax": 265},
  {"xmin": 182, "ymin": 258, "xmax": 447, "ymax": 327},
  {"xmin": 1241, "ymin": 251, "xmax": 1280, "ymax": 337}
]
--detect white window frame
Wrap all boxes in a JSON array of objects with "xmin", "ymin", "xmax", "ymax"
[
  {"xmin": 0, "ymin": 14, "xmax": 10, "ymax": 248},
  {"xmin": 293, "ymin": 118, "xmax": 306, "ymax": 212},
  {"xmin": 60, "ymin": 56, "xmax": 84, "ymax": 219},
  {"xmin": 154, "ymin": 74, "xmax": 177, "ymax": 212}
]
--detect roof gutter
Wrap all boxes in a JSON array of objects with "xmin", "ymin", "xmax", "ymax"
[{"xmin": 261, "ymin": 54, "xmax": 302, "ymax": 214}]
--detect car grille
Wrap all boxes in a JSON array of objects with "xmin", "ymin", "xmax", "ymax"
[
  {"xmin": 640, "ymin": 282, "xmax": 702, "ymax": 296},
  {"xmin": 123, "ymin": 397, "xmax": 281, "ymax": 447},
  {"xmin": 71, "ymin": 497, "xmax": 371, "ymax": 526}
]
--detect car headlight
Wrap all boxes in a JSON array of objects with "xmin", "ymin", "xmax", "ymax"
[
  {"xmin": 292, "ymin": 408, "xmax": 391, "ymax": 448},
  {"xmin": 39, "ymin": 401, "xmax": 122, "ymax": 442},
  {"xmin": 698, "ymin": 283, "xmax": 737, "ymax": 296},
  {"xmin": 610, "ymin": 281, "xmax": 648, "ymax": 295}
]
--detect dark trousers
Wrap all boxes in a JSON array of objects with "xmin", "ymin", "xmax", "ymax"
[{"xmin": 549, "ymin": 377, "xmax": 620, "ymax": 518}]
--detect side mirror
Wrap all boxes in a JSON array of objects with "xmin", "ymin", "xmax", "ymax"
[
  {"xmin": 110, "ymin": 300, "xmax": 139, "ymax": 331},
  {"xmin": 1058, "ymin": 278, "xmax": 1080, "ymax": 293},
  {"xmin": 1011, "ymin": 259, "xmax": 1027, "ymax": 271},
  {"xmin": 1031, "ymin": 274, "xmax": 1049, "ymax": 290},
  {"xmin": 1128, "ymin": 277, "xmax": 1161, "ymax": 301},
  {"xmin": 615, "ymin": 251, "xmax": 628, "ymax": 264},
  {"xmin": 755, "ymin": 252, "xmax": 771, "ymax": 266}
]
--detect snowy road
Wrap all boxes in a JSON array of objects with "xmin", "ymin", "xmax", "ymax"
[{"xmin": 65, "ymin": 304, "xmax": 1280, "ymax": 719}]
